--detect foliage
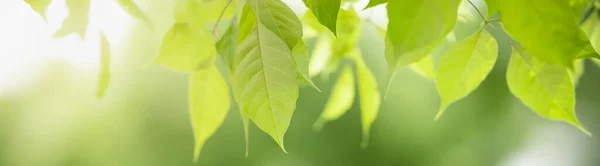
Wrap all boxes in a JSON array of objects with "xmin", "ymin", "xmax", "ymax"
[{"xmin": 22, "ymin": 0, "xmax": 600, "ymax": 162}]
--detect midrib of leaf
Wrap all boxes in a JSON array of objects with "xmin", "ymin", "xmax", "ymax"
[
  {"xmin": 252, "ymin": 1, "xmax": 283, "ymax": 147},
  {"xmin": 440, "ymin": 31, "xmax": 484, "ymax": 110},
  {"xmin": 261, "ymin": 0, "xmax": 290, "ymax": 49}
]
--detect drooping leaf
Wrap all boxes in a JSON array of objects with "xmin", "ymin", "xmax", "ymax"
[
  {"xmin": 313, "ymin": 64, "xmax": 355, "ymax": 131},
  {"xmin": 333, "ymin": 7, "xmax": 361, "ymax": 57},
  {"xmin": 116, "ymin": 0, "xmax": 152, "ymax": 27},
  {"xmin": 247, "ymin": 0, "xmax": 302, "ymax": 49},
  {"xmin": 571, "ymin": 59, "xmax": 585, "ymax": 86},
  {"xmin": 293, "ymin": 40, "xmax": 321, "ymax": 91},
  {"xmin": 97, "ymin": 31, "xmax": 111, "ymax": 98},
  {"xmin": 240, "ymin": 109, "xmax": 250, "ymax": 157},
  {"xmin": 24, "ymin": 0, "xmax": 53, "ymax": 22},
  {"xmin": 189, "ymin": 64, "xmax": 230, "ymax": 161},
  {"xmin": 231, "ymin": 0, "xmax": 302, "ymax": 151},
  {"xmin": 308, "ymin": 35, "xmax": 334, "ymax": 77},
  {"xmin": 350, "ymin": 49, "xmax": 381, "ymax": 148},
  {"xmin": 507, "ymin": 46, "xmax": 589, "ymax": 134},
  {"xmin": 499, "ymin": 0, "xmax": 599, "ymax": 68},
  {"xmin": 435, "ymin": 29, "xmax": 498, "ymax": 119},
  {"xmin": 302, "ymin": 0, "xmax": 340, "ymax": 35},
  {"xmin": 365, "ymin": 0, "xmax": 387, "ymax": 9},
  {"xmin": 386, "ymin": 0, "xmax": 460, "ymax": 71},
  {"xmin": 154, "ymin": 23, "xmax": 215, "ymax": 72},
  {"xmin": 53, "ymin": 0, "xmax": 90, "ymax": 38},
  {"xmin": 409, "ymin": 54, "xmax": 435, "ymax": 80},
  {"xmin": 217, "ymin": 20, "xmax": 238, "ymax": 71}
]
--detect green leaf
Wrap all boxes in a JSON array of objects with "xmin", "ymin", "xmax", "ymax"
[
  {"xmin": 302, "ymin": 0, "xmax": 340, "ymax": 35},
  {"xmin": 154, "ymin": 23, "xmax": 215, "ymax": 72},
  {"xmin": 240, "ymin": 109, "xmax": 250, "ymax": 157},
  {"xmin": 53, "ymin": 0, "xmax": 90, "ymax": 38},
  {"xmin": 217, "ymin": 21, "xmax": 238, "ymax": 71},
  {"xmin": 333, "ymin": 7, "xmax": 361, "ymax": 57},
  {"xmin": 293, "ymin": 40, "xmax": 321, "ymax": 91},
  {"xmin": 24, "ymin": 0, "xmax": 53, "ymax": 22},
  {"xmin": 435, "ymin": 29, "xmax": 498, "ymax": 119},
  {"xmin": 350, "ymin": 49, "xmax": 381, "ymax": 148},
  {"xmin": 97, "ymin": 31, "xmax": 111, "ymax": 98},
  {"xmin": 189, "ymin": 64, "xmax": 230, "ymax": 161},
  {"xmin": 247, "ymin": 0, "xmax": 302, "ymax": 49},
  {"xmin": 175, "ymin": 0, "xmax": 236, "ymax": 27},
  {"xmin": 364, "ymin": 0, "xmax": 387, "ymax": 9},
  {"xmin": 499, "ymin": 0, "xmax": 598, "ymax": 68},
  {"xmin": 507, "ymin": 46, "xmax": 589, "ymax": 135},
  {"xmin": 231, "ymin": 0, "xmax": 302, "ymax": 151},
  {"xmin": 308, "ymin": 35, "xmax": 334, "ymax": 77},
  {"xmin": 116, "ymin": 0, "xmax": 152, "ymax": 27},
  {"xmin": 484, "ymin": 0, "xmax": 497, "ymax": 17},
  {"xmin": 409, "ymin": 54, "xmax": 435, "ymax": 80},
  {"xmin": 571, "ymin": 59, "xmax": 585, "ymax": 86},
  {"xmin": 313, "ymin": 64, "xmax": 355, "ymax": 131},
  {"xmin": 385, "ymin": 0, "xmax": 461, "ymax": 71}
]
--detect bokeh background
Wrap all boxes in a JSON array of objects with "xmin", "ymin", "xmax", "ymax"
[{"xmin": 1, "ymin": 0, "xmax": 600, "ymax": 165}]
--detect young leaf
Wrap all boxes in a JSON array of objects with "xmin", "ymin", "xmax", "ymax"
[
  {"xmin": 24, "ymin": 0, "xmax": 53, "ymax": 22},
  {"xmin": 189, "ymin": 64, "xmax": 231, "ymax": 161},
  {"xmin": 248, "ymin": 0, "xmax": 302, "ymax": 49},
  {"xmin": 571, "ymin": 59, "xmax": 585, "ymax": 86},
  {"xmin": 333, "ymin": 7, "xmax": 361, "ymax": 57},
  {"xmin": 302, "ymin": 0, "xmax": 340, "ymax": 35},
  {"xmin": 435, "ymin": 29, "xmax": 498, "ymax": 119},
  {"xmin": 364, "ymin": 0, "xmax": 387, "ymax": 9},
  {"xmin": 217, "ymin": 21, "xmax": 238, "ymax": 71},
  {"xmin": 175, "ymin": 0, "xmax": 236, "ymax": 26},
  {"xmin": 308, "ymin": 35, "xmax": 334, "ymax": 77},
  {"xmin": 507, "ymin": 46, "xmax": 589, "ymax": 134},
  {"xmin": 313, "ymin": 64, "xmax": 355, "ymax": 131},
  {"xmin": 499, "ymin": 0, "xmax": 598, "ymax": 68},
  {"xmin": 240, "ymin": 109, "xmax": 250, "ymax": 157},
  {"xmin": 116, "ymin": 0, "xmax": 152, "ymax": 27},
  {"xmin": 385, "ymin": 0, "xmax": 461, "ymax": 71},
  {"xmin": 53, "ymin": 0, "xmax": 90, "ymax": 38},
  {"xmin": 350, "ymin": 49, "xmax": 381, "ymax": 148},
  {"xmin": 293, "ymin": 40, "xmax": 321, "ymax": 91},
  {"xmin": 97, "ymin": 31, "xmax": 111, "ymax": 98},
  {"xmin": 231, "ymin": 0, "xmax": 303, "ymax": 151},
  {"xmin": 154, "ymin": 23, "xmax": 215, "ymax": 72},
  {"xmin": 409, "ymin": 54, "xmax": 435, "ymax": 80}
]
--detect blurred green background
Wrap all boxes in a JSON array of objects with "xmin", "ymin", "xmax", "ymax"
[{"xmin": 1, "ymin": 0, "xmax": 600, "ymax": 166}]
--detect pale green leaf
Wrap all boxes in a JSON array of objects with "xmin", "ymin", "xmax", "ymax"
[
  {"xmin": 507, "ymin": 46, "xmax": 589, "ymax": 134},
  {"xmin": 313, "ymin": 64, "xmax": 355, "ymax": 131},
  {"xmin": 435, "ymin": 29, "xmax": 498, "ymax": 119},
  {"xmin": 24, "ymin": 0, "xmax": 53, "ymax": 22},
  {"xmin": 247, "ymin": 0, "xmax": 302, "ymax": 49},
  {"xmin": 189, "ymin": 64, "xmax": 230, "ymax": 161},
  {"xmin": 365, "ymin": 0, "xmax": 387, "ymax": 9},
  {"xmin": 97, "ymin": 31, "xmax": 111, "ymax": 98},
  {"xmin": 571, "ymin": 59, "xmax": 585, "ymax": 86},
  {"xmin": 293, "ymin": 40, "xmax": 321, "ymax": 91},
  {"xmin": 175, "ymin": 0, "xmax": 236, "ymax": 27},
  {"xmin": 499, "ymin": 0, "xmax": 598, "ymax": 68},
  {"xmin": 53, "ymin": 0, "xmax": 90, "ymax": 38},
  {"xmin": 302, "ymin": 0, "xmax": 340, "ymax": 35},
  {"xmin": 231, "ymin": 0, "xmax": 301, "ymax": 150},
  {"xmin": 385, "ymin": 0, "xmax": 461, "ymax": 72},
  {"xmin": 154, "ymin": 23, "xmax": 215, "ymax": 72},
  {"xmin": 116, "ymin": 0, "xmax": 152, "ymax": 27},
  {"xmin": 350, "ymin": 49, "xmax": 381, "ymax": 148},
  {"xmin": 240, "ymin": 109, "xmax": 250, "ymax": 157},
  {"xmin": 409, "ymin": 54, "xmax": 435, "ymax": 80},
  {"xmin": 308, "ymin": 35, "xmax": 334, "ymax": 77},
  {"xmin": 217, "ymin": 21, "xmax": 238, "ymax": 70},
  {"xmin": 333, "ymin": 7, "xmax": 361, "ymax": 57}
]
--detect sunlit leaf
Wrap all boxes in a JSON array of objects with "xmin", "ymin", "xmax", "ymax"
[
  {"xmin": 499, "ymin": 0, "xmax": 599, "ymax": 68},
  {"xmin": 293, "ymin": 40, "xmax": 321, "ymax": 91},
  {"xmin": 217, "ymin": 21, "xmax": 238, "ymax": 70},
  {"xmin": 53, "ymin": 0, "xmax": 90, "ymax": 38},
  {"xmin": 435, "ymin": 29, "xmax": 498, "ymax": 119},
  {"xmin": 24, "ymin": 0, "xmax": 53, "ymax": 22},
  {"xmin": 154, "ymin": 23, "xmax": 215, "ymax": 72},
  {"xmin": 333, "ymin": 7, "xmax": 361, "ymax": 57},
  {"xmin": 350, "ymin": 49, "xmax": 381, "ymax": 148},
  {"xmin": 240, "ymin": 109, "xmax": 250, "ymax": 157},
  {"xmin": 189, "ymin": 64, "xmax": 230, "ymax": 161},
  {"xmin": 308, "ymin": 35, "xmax": 334, "ymax": 77},
  {"xmin": 313, "ymin": 64, "xmax": 355, "ymax": 131},
  {"xmin": 231, "ymin": 0, "xmax": 302, "ymax": 151},
  {"xmin": 409, "ymin": 54, "xmax": 435, "ymax": 80},
  {"xmin": 365, "ymin": 0, "xmax": 387, "ymax": 9},
  {"xmin": 175, "ymin": 0, "xmax": 236, "ymax": 27},
  {"xmin": 385, "ymin": 0, "xmax": 460, "ymax": 73},
  {"xmin": 571, "ymin": 59, "xmax": 585, "ymax": 86},
  {"xmin": 302, "ymin": 0, "xmax": 340, "ymax": 35},
  {"xmin": 97, "ymin": 31, "xmax": 111, "ymax": 98},
  {"xmin": 507, "ymin": 46, "xmax": 589, "ymax": 134},
  {"xmin": 116, "ymin": 0, "xmax": 152, "ymax": 27}
]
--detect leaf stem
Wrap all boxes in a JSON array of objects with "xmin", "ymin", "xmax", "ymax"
[
  {"xmin": 467, "ymin": 0, "xmax": 500, "ymax": 25},
  {"xmin": 212, "ymin": 0, "xmax": 233, "ymax": 39}
]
